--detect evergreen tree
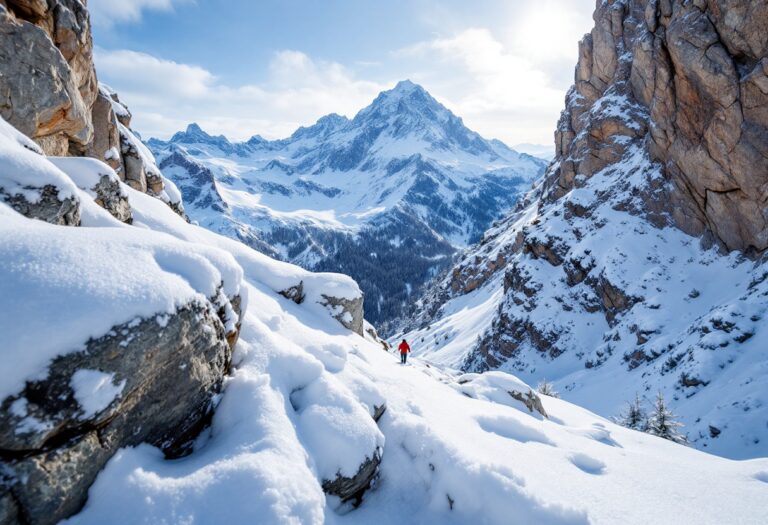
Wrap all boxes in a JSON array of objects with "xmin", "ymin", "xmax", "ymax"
[
  {"xmin": 615, "ymin": 394, "xmax": 647, "ymax": 431},
  {"xmin": 536, "ymin": 379, "xmax": 560, "ymax": 398},
  {"xmin": 646, "ymin": 391, "xmax": 687, "ymax": 444}
]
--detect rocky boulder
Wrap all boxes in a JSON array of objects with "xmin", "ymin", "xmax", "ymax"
[
  {"xmin": 321, "ymin": 293, "xmax": 364, "ymax": 336},
  {"xmin": 0, "ymin": 1, "xmax": 96, "ymax": 156},
  {"xmin": 321, "ymin": 447, "xmax": 383, "ymax": 504},
  {"xmin": 0, "ymin": 295, "xmax": 242, "ymax": 525},
  {"xmin": 0, "ymin": 184, "xmax": 81, "ymax": 226}
]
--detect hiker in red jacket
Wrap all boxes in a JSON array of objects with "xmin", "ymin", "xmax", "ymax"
[{"xmin": 398, "ymin": 339, "xmax": 411, "ymax": 364}]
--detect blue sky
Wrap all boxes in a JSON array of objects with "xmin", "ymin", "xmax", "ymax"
[{"xmin": 90, "ymin": 0, "xmax": 595, "ymax": 147}]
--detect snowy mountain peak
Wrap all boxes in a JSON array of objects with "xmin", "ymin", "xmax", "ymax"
[
  {"xmin": 356, "ymin": 79, "xmax": 447, "ymax": 122},
  {"xmin": 170, "ymin": 123, "xmax": 230, "ymax": 146},
  {"xmin": 290, "ymin": 112, "xmax": 350, "ymax": 140}
]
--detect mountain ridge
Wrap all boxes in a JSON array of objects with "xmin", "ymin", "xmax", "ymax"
[{"xmin": 150, "ymin": 80, "xmax": 547, "ymax": 327}]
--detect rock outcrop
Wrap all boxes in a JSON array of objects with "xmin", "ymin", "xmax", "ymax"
[
  {"xmin": 0, "ymin": 1, "xmax": 185, "ymax": 219},
  {"xmin": 550, "ymin": 0, "xmax": 768, "ymax": 254},
  {"xmin": 0, "ymin": 296, "xmax": 241, "ymax": 525},
  {"xmin": 321, "ymin": 447, "xmax": 383, "ymax": 504},
  {"xmin": 321, "ymin": 293, "xmax": 365, "ymax": 336}
]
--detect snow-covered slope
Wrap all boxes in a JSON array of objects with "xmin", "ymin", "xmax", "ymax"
[
  {"xmin": 148, "ymin": 81, "xmax": 546, "ymax": 327},
  {"xmin": 69, "ymin": 328, "xmax": 768, "ymax": 525},
  {"xmin": 3, "ymin": 111, "xmax": 767, "ymax": 524},
  {"xmin": 400, "ymin": 0, "xmax": 768, "ymax": 460}
]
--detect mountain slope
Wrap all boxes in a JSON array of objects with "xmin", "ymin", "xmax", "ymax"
[
  {"xmin": 149, "ymin": 81, "xmax": 547, "ymax": 327},
  {"xmin": 402, "ymin": 0, "xmax": 768, "ymax": 460},
  {"xmin": 5, "ymin": 108, "xmax": 766, "ymax": 525}
]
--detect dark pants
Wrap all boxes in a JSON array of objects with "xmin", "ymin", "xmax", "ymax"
[{"xmin": 400, "ymin": 352, "xmax": 407, "ymax": 364}]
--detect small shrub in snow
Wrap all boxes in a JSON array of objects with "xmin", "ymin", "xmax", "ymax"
[{"xmin": 536, "ymin": 380, "xmax": 559, "ymax": 398}]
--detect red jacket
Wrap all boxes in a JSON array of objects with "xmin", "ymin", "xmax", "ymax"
[{"xmin": 398, "ymin": 341, "xmax": 411, "ymax": 354}]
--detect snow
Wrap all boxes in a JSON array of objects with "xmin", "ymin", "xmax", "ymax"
[
  {"xmin": 65, "ymin": 276, "xmax": 768, "ymax": 524},
  {"xmin": 70, "ymin": 369, "xmax": 126, "ymax": 419},
  {"xmin": 0, "ymin": 120, "xmax": 78, "ymax": 204},
  {"xmin": 0, "ymin": 121, "xmax": 245, "ymax": 401},
  {"xmin": 50, "ymin": 156, "xmax": 125, "ymax": 196},
  {"xmin": 2, "ymin": 115, "xmax": 767, "ymax": 524}
]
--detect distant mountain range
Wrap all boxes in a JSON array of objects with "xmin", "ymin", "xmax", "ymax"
[
  {"xmin": 512, "ymin": 143, "xmax": 555, "ymax": 160},
  {"xmin": 149, "ymin": 80, "xmax": 546, "ymax": 327}
]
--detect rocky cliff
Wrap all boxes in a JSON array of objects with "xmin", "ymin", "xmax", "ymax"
[
  {"xmin": 551, "ymin": 0, "xmax": 768, "ymax": 254},
  {"xmin": 404, "ymin": 0, "xmax": 768, "ymax": 459},
  {"xmin": 0, "ymin": 0, "xmax": 184, "ymax": 217}
]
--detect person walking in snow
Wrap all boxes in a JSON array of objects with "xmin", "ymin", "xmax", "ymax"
[{"xmin": 398, "ymin": 338, "xmax": 411, "ymax": 364}]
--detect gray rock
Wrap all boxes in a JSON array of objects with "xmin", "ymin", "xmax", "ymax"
[
  {"xmin": 0, "ymin": 2, "xmax": 95, "ymax": 154},
  {"xmin": 0, "ymin": 294, "xmax": 242, "ymax": 525},
  {"xmin": 90, "ymin": 174, "xmax": 132, "ymax": 223},
  {"xmin": 321, "ymin": 447, "xmax": 382, "ymax": 504},
  {"xmin": 0, "ymin": 184, "xmax": 81, "ymax": 225},
  {"xmin": 279, "ymin": 280, "xmax": 306, "ymax": 304},
  {"xmin": 507, "ymin": 389, "xmax": 548, "ymax": 418},
  {"xmin": 86, "ymin": 90, "xmax": 123, "ymax": 172},
  {"xmin": 321, "ymin": 293, "xmax": 364, "ymax": 336}
]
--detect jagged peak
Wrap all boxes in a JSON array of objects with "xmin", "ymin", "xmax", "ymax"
[
  {"xmin": 361, "ymin": 80, "xmax": 438, "ymax": 115},
  {"xmin": 171, "ymin": 123, "xmax": 231, "ymax": 145}
]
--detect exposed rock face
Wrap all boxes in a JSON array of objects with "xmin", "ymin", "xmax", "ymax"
[
  {"xmin": 89, "ymin": 173, "xmax": 132, "ymax": 223},
  {"xmin": 279, "ymin": 281, "xmax": 306, "ymax": 304},
  {"xmin": 0, "ymin": 184, "xmax": 81, "ymax": 226},
  {"xmin": 321, "ymin": 294, "xmax": 365, "ymax": 336},
  {"xmin": 321, "ymin": 447, "xmax": 383, "ymax": 504},
  {"xmin": 0, "ymin": 1, "xmax": 96, "ymax": 156},
  {"xmin": 0, "ymin": 1, "xmax": 185, "ymax": 218},
  {"xmin": 0, "ymin": 296, "xmax": 241, "ymax": 525},
  {"xmin": 551, "ymin": 0, "xmax": 768, "ymax": 254}
]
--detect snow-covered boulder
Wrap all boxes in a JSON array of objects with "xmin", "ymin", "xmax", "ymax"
[
  {"xmin": 0, "ymin": 117, "xmax": 82, "ymax": 225},
  {"xmin": 50, "ymin": 157, "xmax": 132, "ymax": 223},
  {"xmin": 0, "ymin": 125, "xmax": 244, "ymax": 524},
  {"xmin": 457, "ymin": 372, "xmax": 548, "ymax": 418},
  {"xmin": 320, "ymin": 293, "xmax": 364, "ymax": 336}
]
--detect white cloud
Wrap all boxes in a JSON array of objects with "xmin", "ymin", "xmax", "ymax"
[
  {"xmin": 89, "ymin": 0, "xmax": 187, "ymax": 27},
  {"xmin": 93, "ymin": 0, "xmax": 596, "ymax": 147},
  {"xmin": 393, "ymin": 27, "xmax": 569, "ymax": 145},
  {"xmin": 95, "ymin": 48, "xmax": 388, "ymax": 140},
  {"xmin": 95, "ymin": 49, "xmax": 215, "ymax": 99}
]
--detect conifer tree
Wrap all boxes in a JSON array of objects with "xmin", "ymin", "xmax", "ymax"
[
  {"xmin": 646, "ymin": 391, "xmax": 687, "ymax": 444},
  {"xmin": 616, "ymin": 393, "xmax": 647, "ymax": 431}
]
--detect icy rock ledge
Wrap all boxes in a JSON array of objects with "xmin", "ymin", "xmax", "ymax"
[
  {"xmin": 321, "ymin": 294, "xmax": 364, "ymax": 336},
  {"xmin": 0, "ymin": 294, "xmax": 241, "ymax": 525},
  {"xmin": 322, "ymin": 446, "xmax": 383, "ymax": 505}
]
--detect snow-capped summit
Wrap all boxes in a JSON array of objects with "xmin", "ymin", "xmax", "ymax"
[
  {"xmin": 350, "ymin": 79, "xmax": 495, "ymax": 157},
  {"xmin": 289, "ymin": 113, "xmax": 350, "ymax": 141},
  {"xmin": 150, "ymin": 81, "xmax": 547, "ymax": 326}
]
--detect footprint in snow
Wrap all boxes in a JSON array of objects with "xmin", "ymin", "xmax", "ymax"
[
  {"xmin": 569, "ymin": 453, "xmax": 606, "ymax": 475},
  {"xmin": 476, "ymin": 415, "xmax": 554, "ymax": 446},
  {"xmin": 571, "ymin": 425, "xmax": 622, "ymax": 448}
]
